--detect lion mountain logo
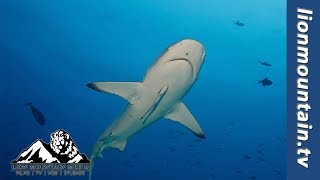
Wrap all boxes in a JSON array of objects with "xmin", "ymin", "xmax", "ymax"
[{"xmin": 11, "ymin": 129, "xmax": 90, "ymax": 177}]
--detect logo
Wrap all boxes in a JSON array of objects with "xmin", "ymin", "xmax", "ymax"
[{"xmin": 10, "ymin": 129, "xmax": 91, "ymax": 177}]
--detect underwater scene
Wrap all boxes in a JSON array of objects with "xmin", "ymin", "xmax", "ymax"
[{"xmin": 1, "ymin": 0, "xmax": 286, "ymax": 179}]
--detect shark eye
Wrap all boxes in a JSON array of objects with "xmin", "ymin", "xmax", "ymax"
[{"xmin": 186, "ymin": 53, "xmax": 189, "ymax": 55}]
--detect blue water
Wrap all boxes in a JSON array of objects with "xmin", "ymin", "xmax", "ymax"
[{"xmin": 1, "ymin": 0, "xmax": 286, "ymax": 179}]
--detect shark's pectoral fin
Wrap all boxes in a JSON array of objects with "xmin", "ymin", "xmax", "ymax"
[
  {"xmin": 110, "ymin": 139, "xmax": 127, "ymax": 152},
  {"xmin": 165, "ymin": 102, "xmax": 205, "ymax": 139},
  {"xmin": 87, "ymin": 82, "xmax": 142, "ymax": 104},
  {"xmin": 97, "ymin": 154, "xmax": 103, "ymax": 159}
]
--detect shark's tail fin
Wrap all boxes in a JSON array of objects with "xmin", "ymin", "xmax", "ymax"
[
  {"xmin": 88, "ymin": 157, "xmax": 94, "ymax": 180},
  {"xmin": 24, "ymin": 102, "xmax": 32, "ymax": 107}
]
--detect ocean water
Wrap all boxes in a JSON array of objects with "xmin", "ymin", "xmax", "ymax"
[{"xmin": 1, "ymin": 0, "xmax": 286, "ymax": 179}]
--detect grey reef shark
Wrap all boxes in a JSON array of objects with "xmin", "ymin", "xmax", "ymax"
[{"xmin": 86, "ymin": 39, "xmax": 206, "ymax": 180}]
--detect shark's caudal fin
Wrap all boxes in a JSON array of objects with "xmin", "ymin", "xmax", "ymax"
[
  {"xmin": 88, "ymin": 139, "xmax": 127, "ymax": 180},
  {"xmin": 88, "ymin": 159, "xmax": 94, "ymax": 180},
  {"xmin": 165, "ymin": 102, "xmax": 205, "ymax": 139},
  {"xmin": 86, "ymin": 82, "xmax": 142, "ymax": 104}
]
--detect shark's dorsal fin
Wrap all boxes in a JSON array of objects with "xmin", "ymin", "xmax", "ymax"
[
  {"xmin": 165, "ymin": 102, "xmax": 205, "ymax": 139},
  {"xmin": 87, "ymin": 82, "xmax": 142, "ymax": 104},
  {"xmin": 110, "ymin": 139, "xmax": 127, "ymax": 151}
]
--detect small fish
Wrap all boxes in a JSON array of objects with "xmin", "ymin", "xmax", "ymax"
[
  {"xmin": 25, "ymin": 102, "xmax": 45, "ymax": 125},
  {"xmin": 275, "ymin": 170, "xmax": 281, "ymax": 175},
  {"xmin": 224, "ymin": 121, "xmax": 235, "ymax": 135},
  {"xmin": 169, "ymin": 147, "xmax": 176, "ymax": 152},
  {"xmin": 249, "ymin": 175, "xmax": 257, "ymax": 180},
  {"xmin": 224, "ymin": 129, "xmax": 232, "ymax": 135},
  {"xmin": 258, "ymin": 77, "xmax": 272, "ymax": 87},
  {"xmin": 257, "ymin": 157, "xmax": 265, "ymax": 162},
  {"xmin": 217, "ymin": 147, "xmax": 223, "ymax": 151},
  {"xmin": 131, "ymin": 153, "xmax": 137, "ymax": 159},
  {"xmin": 227, "ymin": 121, "xmax": 235, "ymax": 126},
  {"xmin": 235, "ymin": 170, "xmax": 242, "ymax": 174},
  {"xmin": 191, "ymin": 152, "xmax": 200, "ymax": 157},
  {"xmin": 259, "ymin": 61, "xmax": 272, "ymax": 66},
  {"xmin": 128, "ymin": 164, "xmax": 135, "ymax": 168},
  {"xmin": 257, "ymin": 150, "xmax": 263, "ymax": 154},
  {"xmin": 191, "ymin": 161, "xmax": 201, "ymax": 167},
  {"xmin": 235, "ymin": 21, "xmax": 245, "ymax": 26},
  {"xmin": 147, "ymin": 169, "xmax": 160, "ymax": 176},
  {"xmin": 176, "ymin": 131, "xmax": 185, "ymax": 136},
  {"xmin": 188, "ymin": 144, "xmax": 195, "ymax": 148},
  {"xmin": 209, "ymin": 173, "xmax": 216, "ymax": 179},
  {"xmin": 243, "ymin": 155, "xmax": 251, "ymax": 160},
  {"xmin": 258, "ymin": 143, "xmax": 264, "ymax": 147}
]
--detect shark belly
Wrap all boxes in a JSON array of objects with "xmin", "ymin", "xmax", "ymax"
[
  {"xmin": 110, "ymin": 60, "xmax": 194, "ymax": 139},
  {"xmin": 144, "ymin": 59, "xmax": 194, "ymax": 100}
]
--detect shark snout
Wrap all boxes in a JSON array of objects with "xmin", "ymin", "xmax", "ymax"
[
  {"xmin": 180, "ymin": 39, "xmax": 205, "ymax": 56},
  {"xmin": 179, "ymin": 39, "xmax": 204, "ymax": 50}
]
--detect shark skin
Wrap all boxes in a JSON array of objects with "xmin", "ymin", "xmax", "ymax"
[{"xmin": 87, "ymin": 39, "xmax": 206, "ymax": 180}]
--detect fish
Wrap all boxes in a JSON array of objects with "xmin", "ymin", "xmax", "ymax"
[
  {"xmin": 169, "ymin": 147, "xmax": 176, "ymax": 152},
  {"xmin": 258, "ymin": 77, "xmax": 273, "ymax": 87},
  {"xmin": 176, "ymin": 130, "xmax": 185, "ymax": 136},
  {"xmin": 130, "ymin": 153, "xmax": 137, "ymax": 159},
  {"xmin": 257, "ymin": 157, "xmax": 265, "ymax": 162},
  {"xmin": 224, "ymin": 121, "xmax": 235, "ymax": 135},
  {"xmin": 249, "ymin": 175, "xmax": 257, "ymax": 180},
  {"xmin": 209, "ymin": 173, "xmax": 216, "ymax": 179},
  {"xmin": 259, "ymin": 61, "xmax": 272, "ymax": 66},
  {"xmin": 25, "ymin": 102, "xmax": 45, "ymax": 126},
  {"xmin": 243, "ymin": 155, "xmax": 251, "ymax": 160},
  {"xmin": 190, "ymin": 161, "xmax": 201, "ymax": 167},
  {"xmin": 235, "ymin": 21, "xmax": 245, "ymax": 26},
  {"xmin": 87, "ymin": 39, "xmax": 206, "ymax": 180},
  {"xmin": 258, "ymin": 143, "xmax": 264, "ymax": 147},
  {"xmin": 191, "ymin": 152, "xmax": 200, "ymax": 157},
  {"xmin": 188, "ymin": 143, "xmax": 199, "ymax": 149}
]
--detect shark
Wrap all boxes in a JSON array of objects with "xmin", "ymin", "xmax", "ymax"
[{"xmin": 86, "ymin": 39, "xmax": 206, "ymax": 180}]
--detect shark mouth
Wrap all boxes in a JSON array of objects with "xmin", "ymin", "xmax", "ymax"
[{"xmin": 167, "ymin": 58, "xmax": 195, "ymax": 80}]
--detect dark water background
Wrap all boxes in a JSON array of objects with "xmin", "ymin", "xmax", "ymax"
[{"xmin": 1, "ymin": 0, "xmax": 286, "ymax": 179}]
